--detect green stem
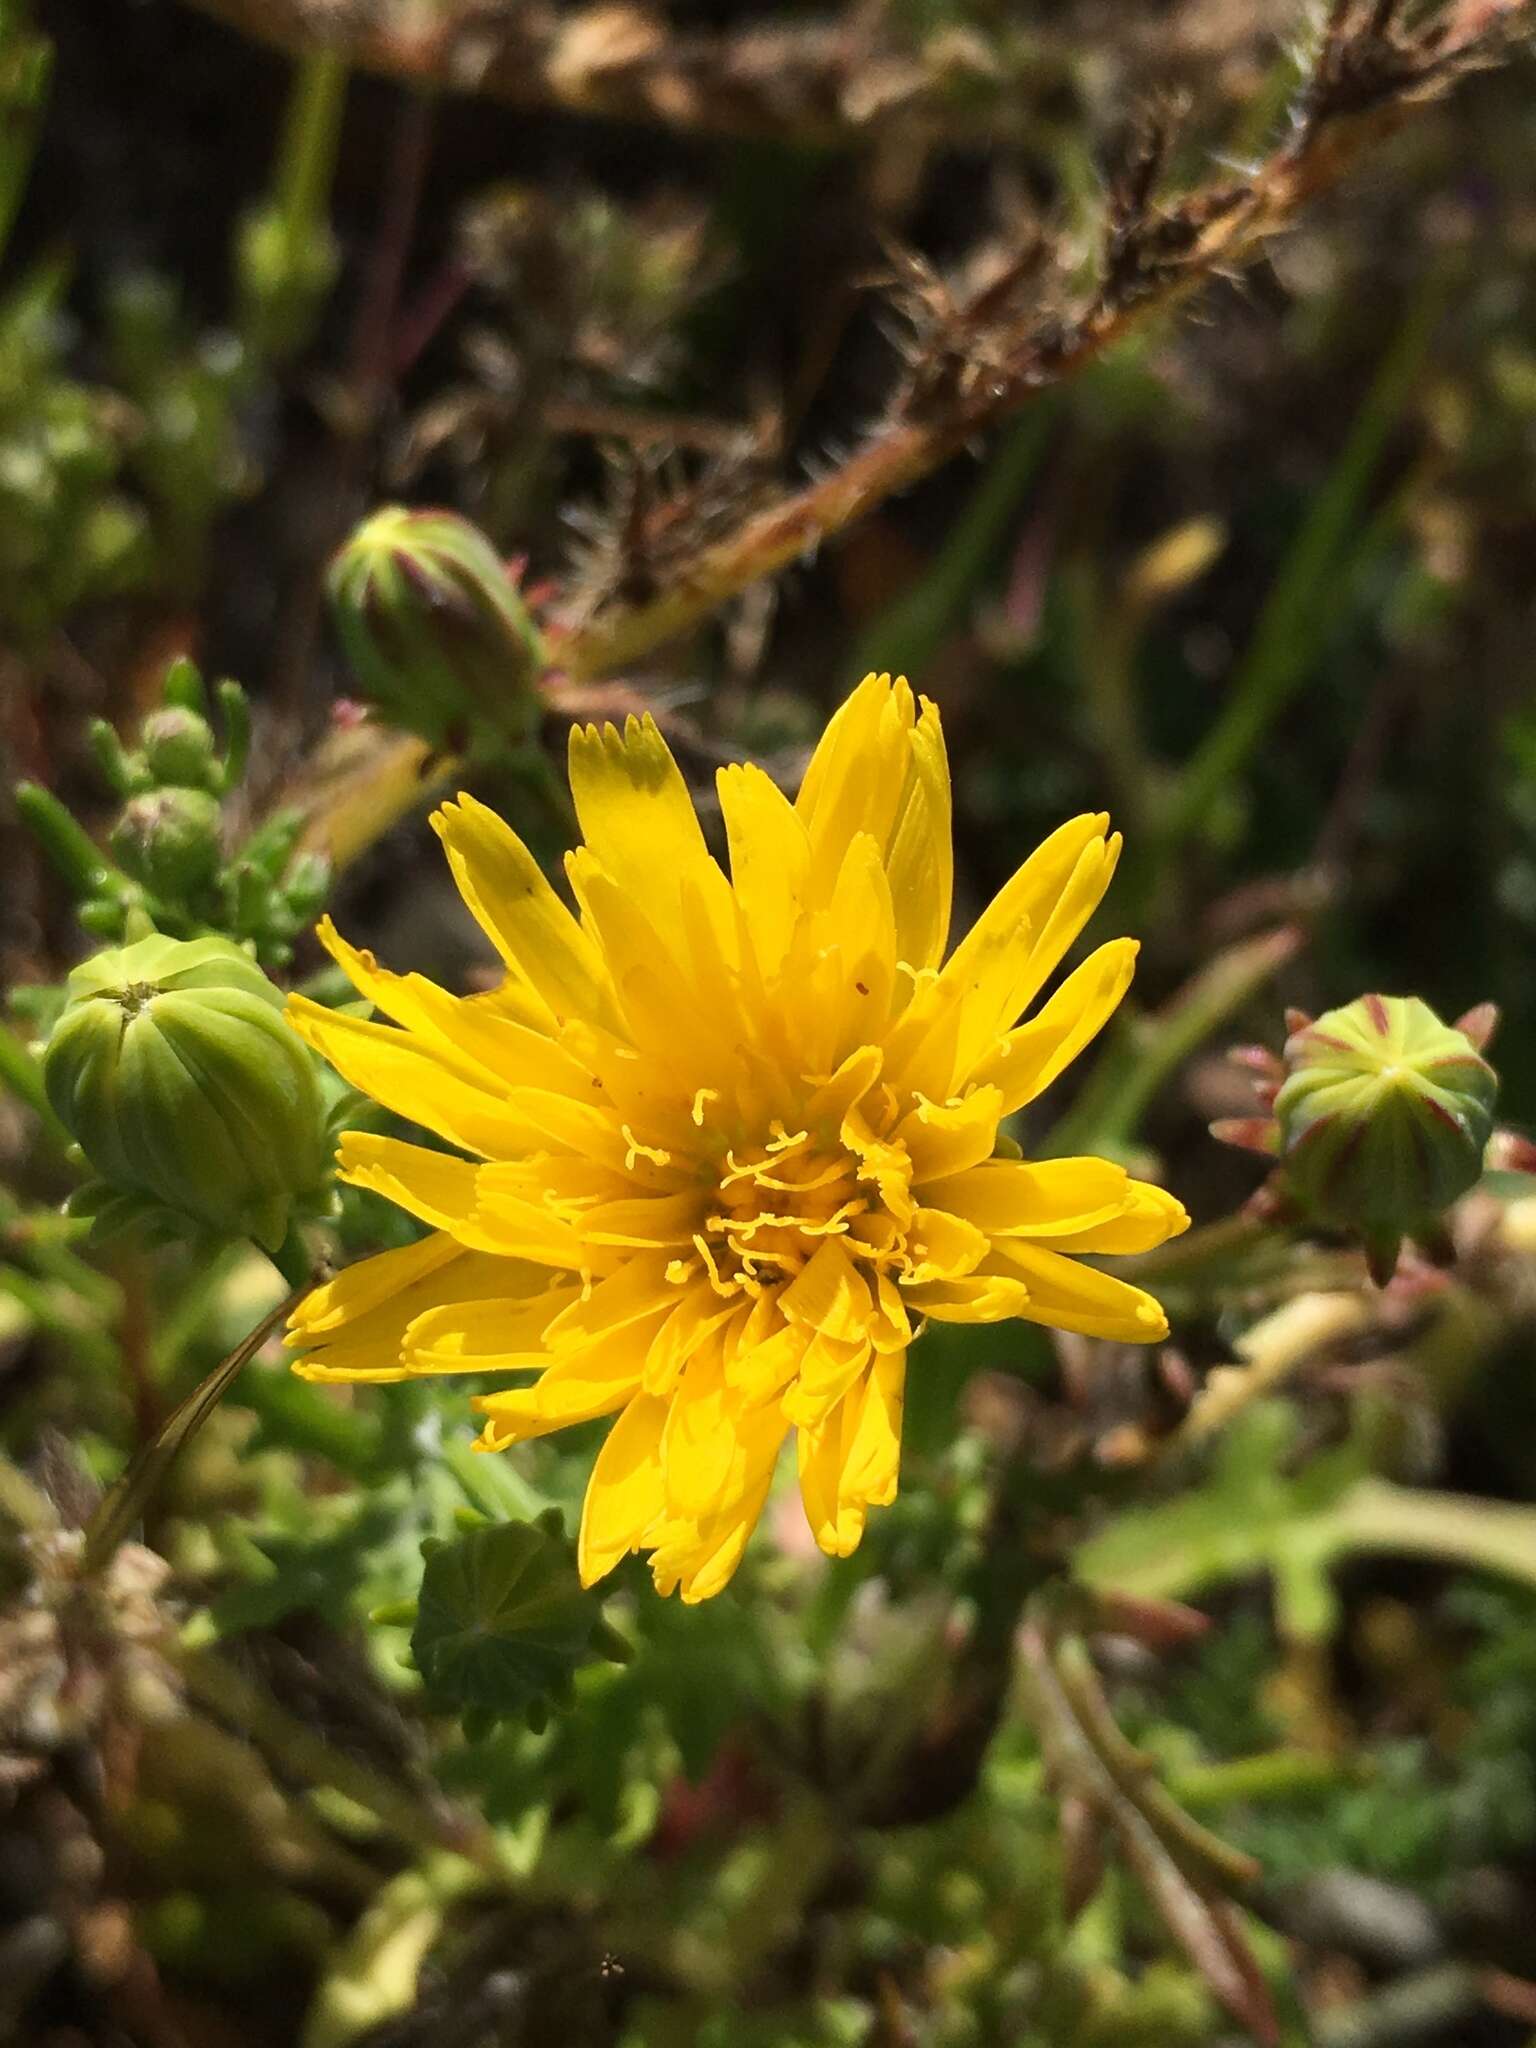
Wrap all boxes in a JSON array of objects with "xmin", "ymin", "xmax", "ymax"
[
  {"xmin": 265, "ymin": 1223, "xmax": 316, "ymax": 1294},
  {"xmin": 1161, "ymin": 282, "xmax": 1441, "ymax": 851},
  {"xmin": 275, "ymin": 50, "xmax": 347, "ymax": 249},
  {"xmin": 1044, "ymin": 923, "xmax": 1301, "ymax": 1156},
  {"xmin": 1166, "ymin": 1747, "xmax": 1357, "ymax": 1813},
  {"xmin": 1064, "ymin": 559, "xmax": 1156, "ymax": 842},
  {"xmin": 0, "ymin": 3, "xmax": 51, "ymax": 262},
  {"xmin": 80, "ymin": 1279, "xmax": 306, "ymax": 1574},
  {"xmin": 1326, "ymin": 1479, "xmax": 1536, "ymax": 1591},
  {"xmin": 853, "ymin": 406, "xmax": 1057, "ymax": 679}
]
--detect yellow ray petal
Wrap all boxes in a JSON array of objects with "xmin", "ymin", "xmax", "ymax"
[
  {"xmin": 893, "ymin": 819, "xmax": 1122, "ymax": 1097},
  {"xmin": 405, "ymin": 1285, "xmax": 574, "ymax": 1370},
  {"xmin": 458, "ymin": 1172, "xmax": 590, "ymax": 1268},
  {"xmin": 566, "ymin": 849, "xmax": 733, "ymax": 1069},
  {"xmin": 543, "ymin": 1252, "xmax": 686, "ymax": 1348},
  {"xmin": 650, "ymin": 1407, "xmax": 786, "ymax": 1599},
  {"xmin": 645, "ymin": 1287, "xmax": 740, "ymax": 1398},
  {"xmin": 1034, "ymin": 1179, "xmax": 1188, "ymax": 1254},
  {"xmin": 316, "ymin": 918, "xmax": 589, "ymax": 1097},
  {"xmin": 989, "ymin": 1243, "xmax": 1169, "ymax": 1341},
  {"xmin": 473, "ymin": 1318, "xmax": 660, "ymax": 1447},
  {"xmin": 1010, "ymin": 829, "xmax": 1123, "ymax": 1018},
  {"xmin": 808, "ymin": 830, "xmax": 898, "ymax": 1047},
  {"xmin": 777, "ymin": 1238, "xmax": 874, "ymax": 1344},
  {"xmin": 464, "ymin": 976, "xmax": 556, "ymax": 1034},
  {"xmin": 575, "ymin": 1190, "xmax": 708, "ymax": 1251},
  {"xmin": 577, "ymin": 1393, "xmax": 669, "ymax": 1583},
  {"xmin": 780, "ymin": 1329, "xmax": 871, "ymax": 1429},
  {"xmin": 796, "ymin": 1350, "xmax": 902, "ymax": 1558},
  {"xmin": 568, "ymin": 715, "xmax": 731, "ymax": 959},
  {"xmin": 934, "ymin": 812, "xmax": 1107, "ymax": 1008},
  {"xmin": 335, "ymin": 1132, "xmax": 505, "ymax": 1251},
  {"xmin": 901, "ymin": 1271, "xmax": 1032, "ymax": 1323},
  {"xmin": 716, "ymin": 761, "xmax": 810, "ymax": 977},
  {"xmin": 805, "ymin": 1043, "xmax": 884, "ymax": 1128},
  {"xmin": 841, "ymin": 1348, "xmax": 905, "ymax": 1504},
  {"xmin": 904, "ymin": 1206, "xmax": 990, "ymax": 1284},
  {"xmin": 286, "ymin": 995, "xmax": 541, "ymax": 1160},
  {"xmin": 928, "ymin": 1156, "xmax": 1132, "ymax": 1239},
  {"xmin": 431, "ymin": 793, "xmax": 619, "ymax": 1029},
  {"xmin": 797, "ymin": 1407, "xmax": 854, "ymax": 1555},
  {"xmin": 500, "ymin": 1082, "xmax": 635, "ymax": 1173},
  {"xmin": 289, "ymin": 1235, "xmax": 537, "ymax": 1381},
  {"xmin": 288, "ymin": 1229, "xmax": 462, "ymax": 1340},
  {"xmin": 886, "ymin": 694, "xmax": 953, "ymax": 975},
  {"xmin": 795, "ymin": 673, "xmax": 909, "ymax": 900},
  {"xmin": 975, "ymin": 938, "xmax": 1138, "ymax": 1111},
  {"xmin": 727, "ymin": 1320, "xmax": 808, "ymax": 1405},
  {"xmin": 662, "ymin": 1357, "xmax": 740, "ymax": 1521},
  {"xmin": 895, "ymin": 1085, "xmax": 1005, "ymax": 1183}
]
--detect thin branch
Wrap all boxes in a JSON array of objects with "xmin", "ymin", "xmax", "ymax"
[{"xmin": 550, "ymin": 2, "xmax": 1524, "ymax": 678}]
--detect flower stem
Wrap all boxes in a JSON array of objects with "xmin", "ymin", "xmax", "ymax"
[
  {"xmin": 0, "ymin": 0, "xmax": 51, "ymax": 262},
  {"xmin": 266, "ymin": 1223, "xmax": 316, "ymax": 1294},
  {"xmin": 1160, "ymin": 279, "xmax": 1441, "ymax": 852},
  {"xmin": 81, "ymin": 1278, "xmax": 307, "ymax": 1574},
  {"xmin": 275, "ymin": 49, "xmax": 347, "ymax": 253}
]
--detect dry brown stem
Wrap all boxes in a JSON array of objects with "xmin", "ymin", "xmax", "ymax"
[{"xmin": 552, "ymin": 0, "xmax": 1527, "ymax": 677}]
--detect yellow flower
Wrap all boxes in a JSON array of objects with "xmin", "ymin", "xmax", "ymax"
[{"xmin": 285, "ymin": 674, "xmax": 1187, "ymax": 1600}]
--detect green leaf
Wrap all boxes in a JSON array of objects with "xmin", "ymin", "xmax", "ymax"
[
  {"xmin": 211, "ymin": 1499, "xmax": 403, "ymax": 1635},
  {"xmin": 411, "ymin": 1518, "xmax": 620, "ymax": 1731}
]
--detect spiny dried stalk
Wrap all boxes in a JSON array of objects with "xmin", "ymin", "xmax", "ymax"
[
  {"xmin": 553, "ymin": 0, "xmax": 1528, "ymax": 678},
  {"xmin": 289, "ymin": 0, "xmax": 1532, "ymax": 864}
]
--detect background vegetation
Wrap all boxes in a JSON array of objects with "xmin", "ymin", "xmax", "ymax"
[{"xmin": 4, "ymin": 1, "xmax": 1536, "ymax": 2043}]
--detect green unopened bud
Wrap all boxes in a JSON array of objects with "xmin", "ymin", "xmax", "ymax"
[
  {"xmin": 1275, "ymin": 995, "xmax": 1497, "ymax": 1278},
  {"xmin": 42, "ymin": 934, "xmax": 328, "ymax": 1251},
  {"xmin": 326, "ymin": 506, "xmax": 544, "ymax": 749},
  {"xmin": 139, "ymin": 706, "xmax": 219, "ymax": 790},
  {"xmin": 110, "ymin": 787, "xmax": 222, "ymax": 899}
]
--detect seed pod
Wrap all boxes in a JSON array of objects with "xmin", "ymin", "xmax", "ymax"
[
  {"xmin": 109, "ymin": 787, "xmax": 222, "ymax": 899},
  {"xmin": 1275, "ymin": 994, "xmax": 1497, "ymax": 1278},
  {"xmin": 43, "ymin": 933, "xmax": 329, "ymax": 1250},
  {"xmin": 326, "ymin": 505, "xmax": 544, "ymax": 749}
]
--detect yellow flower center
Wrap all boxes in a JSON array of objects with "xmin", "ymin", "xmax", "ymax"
[{"xmin": 693, "ymin": 1111, "xmax": 915, "ymax": 1298}]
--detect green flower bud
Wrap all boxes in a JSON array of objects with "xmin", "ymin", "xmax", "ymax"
[
  {"xmin": 42, "ymin": 934, "xmax": 329, "ymax": 1251},
  {"xmin": 110, "ymin": 787, "xmax": 222, "ymax": 898},
  {"xmin": 326, "ymin": 506, "xmax": 544, "ymax": 749},
  {"xmin": 139, "ymin": 706, "xmax": 219, "ymax": 790},
  {"xmin": 1275, "ymin": 995, "xmax": 1496, "ymax": 1275}
]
